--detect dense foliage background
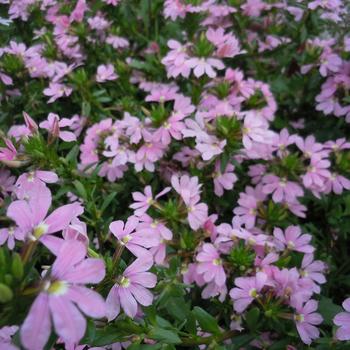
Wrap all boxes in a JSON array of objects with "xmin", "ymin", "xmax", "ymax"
[{"xmin": 0, "ymin": 0, "xmax": 350, "ymax": 349}]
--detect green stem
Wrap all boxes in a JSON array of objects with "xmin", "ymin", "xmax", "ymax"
[{"xmin": 21, "ymin": 240, "xmax": 38, "ymax": 265}]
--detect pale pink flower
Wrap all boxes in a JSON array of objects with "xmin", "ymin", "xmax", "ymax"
[
  {"xmin": 319, "ymin": 49, "xmax": 342, "ymax": 77},
  {"xmin": 242, "ymin": 112, "xmax": 275, "ymax": 150},
  {"xmin": 323, "ymin": 173, "xmax": 350, "ymax": 194},
  {"xmin": 334, "ymin": 298, "xmax": 350, "ymax": 341},
  {"xmin": 106, "ymin": 257, "xmax": 157, "ymax": 320},
  {"xmin": 69, "ymin": 0, "xmax": 88, "ymax": 23},
  {"xmin": 273, "ymin": 226, "xmax": 314, "ymax": 254},
  {"xmin": 20, "ymin": 241, "xmax": 105, "ymax": 350},
  {"xmin": 171, "ymin": 174, "xmax": 202, "ymax": 206},
  {"xmin": 187, "ymin": 57, "xmax": 225, "ymax": 78},
  {"xmin": 0, "ymin": 226, "xmax": 25, "ymax": 250},
  {"xmin": 130, "ymin": 186, "xmax": 171, "ymax": 216},
  {"xmin": 43, "ymin": 82, "xmax": 72, "ymax": 103},
  {"xmin": 0, "ymin": 169, "xmax": 15, "ymax": 197},
  {"xmin": 294, "ymin": 300, "xmax": 323, "ymax": 345},
  {"xmin": 7, "ymin": 185, "xmax": 83, "ymax": 243},
  {"xmin": 96, "ymin": 64, "xmax": 118, "ymax": 83},
  {"xmin": 262, "ymin": 175, "xmax": 303, "ymax": 203},
  {"xmin": 196, "ymin": 243, "xmax": 226, "ymax": 287},
  {"xmin": 229, "ymin": 272, "xmax": 267, "ymax": 313},
  {"xmin": 106, "ymin": 35, "xmax": 129, "ymax": 49},
  {"xmin": 14, "ymin": 171, "xmax": 58, "ymax": 201},
  {"xmin": 162, "ymin": 40, "xmax": 191, "ymax": 78},
  {"xmin": 40, "ymin": 113, "xmax": 77, "ymax": 142},
  {"xmin": 109, "ymin": 217, "xmax": 158, "ymax": 257},
  {"xmin": 302, "ymin": 157, "xmax": 331, "ymax": 189},
  {"xmin": 133, "ymin": 139, "xmax": 165, "ymax": 172},
  {"xmin": 0, "ymin": 139, "xmax": 17, "ymax": 162},
  {"xmin": 213, "ymin": 161, "xmax": 237, "ymax": 196},
  {"xmin": 300, "ymin": 254, "xmax": 326, "ymax": 293},
  {"xmin": 196, "ymin": 135, "xmax": 226, "ymax": 161},
  {"xmin": 136, "ymin": 214, "xmax": 172, "ymax": 241},
  {"xmin": 0, "ymin": 325, "xmax": 18, "ymax": 350},
  {"xmin": 233, "ymin": 186, "xmax": 266, "ymax": 229},
  {"xmin": 187, "ymin": 198, "xmax": 208, "ymax": 230},
  {"xmin": 296, "ymin": 135, "xmax": 328, "ymax": 159},
  {"xmin": 145, "ymin": 85, "xmax": 178, "ymax": 103}
]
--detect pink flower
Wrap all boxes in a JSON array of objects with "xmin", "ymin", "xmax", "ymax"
[
  {"xmin": 187, "ymin": 57, "xmax": 225, "ymax": 78},
  {"xmin": 7, "ymin": 185, "xmax": 83, "ymax": 243},
  {"xmin": 106, "ymin": 35, "xmax": 129, "ymax": 49},
  {"xmin": 109, "ymin": 217, "xmax": 158, "ymax": 257},
  {"xmin": 43, "ymin": 82, "xmax": 72, "ymax": 103},
  {"xmin": 242, "ymin": 112, "xmax": 275, "ymax": 150},
  {"xmin": 273, "ymin": 226, "xmax": 314, "ymax": 254},
  {"xmin": 171, "ymin": 174, "xmax": 202, "ymax": 206},
  {"xmin": 300, "ymin": 254, "xmax": 326, "ymax": 293},
  {"xmin": 319, "ymin": 49, "xmax": 342, "ymax": 77},
  {"xmin": 20, "ymin": 241, "xmax": 105, "ymax": 350},
  {"xmin": 229, "ymin": 272, "xmax": 267, "ymax": 313},
  {"xmin": 145, "ymin": 85, "xmax": 178, "ymax": 103},
  {"xmin": 136, "ymin": 214, "xmax": 173, "ymax": 241},
  {"xmin": 162, "ymin": 40, "xmax": 191, "ymax": 78},
  {"xmin": 0, "ymin": 325, "xmax": 18, "ymax": 350},
  {"xmin": 96, "ymin": 64, "xmax": 118, "ymax": 83},
  {"xmin": 187, "ymin": 198, "xmax": 208, "ymax": 230},
  {"xmin": 69, "ymin": 0, "xmax": 88, "ymax": 23},
  {"xmin": 106, "ymin": 257, "xmax": 157, "ymax": 320},
  {"xmin": 196, "ymin": 136, "xmax": 226, "ymax": 161},
  {"xmin": 196, "ymin": 243, "xmax": 226, "ymax": 286},
  {"xmin": 23, "ymin": 111, "xmax": 38, "ymax": 134},
  {"xmin": 233, "ymin": 186, "xmax": 266, "ymax": 229},
  {"xmin": 301, "ymin": 157, "xmax": 331, "ymax": 189},
  {"xmin": 324, "ymin": 173, "xmax": 350, "ymax": 194},
  {"xmin": 334, "ymin": 298, "xmax": 350, "ymax": 341},
  {"xmin": 213, "ymin": 161, "xmax": 237, "ymax": 197},
  {"xmin": 0, "ymin": 226, "xmax": 25, "ymax": 250},
  {"xmin": 0, "ymin": 169, "xmax": 15, "ymax": 197},
  {"xmin": 0, "ymin": 139, "xmax": 17, "ymax": 162},
  {"xmin": 296, "ymin": 135, "xmax": 328, "ymax": 159},
  {"xmin": 206, "ymin": 28, "xmax": 243, "ymax": 58},
  {"xmin": 15, "ymin": 170, "xmax": 58, "ymax": 199},
  {"xmin": 40, "ymin": 113, "xmax": 77, "ymax": 142},
  {"xmin": 262, "ymin": 175, "xmax": 303, "ymax": 203},
  {"xmin": 272, "ymin": 268, "xmax": 313, "ymax": 308},
  {"xmin": 294, "ymin": 300, "xmax": 323, "ymax": 345},
  {"xmin": 130, "ymin": 186, "xmax": 171, "ymax": 216}
]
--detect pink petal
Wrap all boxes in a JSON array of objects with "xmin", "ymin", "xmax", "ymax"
[
  {"xmin": 45, "ymin": 203, "xmax": 83, "ymax": 234},
  {"xmin": 52, "ymin": 240, "xmax": 86, "ymax": 278},
  {"xmin": 106, "ymin": 285, "xmax": 121, "ymax": 321},
  {"xmin": 119, "ymin": 287, "xmax": 138, "ymax": 318},
  {"xmin": 7, "ymin": 200, "xmax": 33, "ymax": 230},
  {"xmin": 63, "ymin": 258, "xmax": 105, "ymax": 284},
  {"xmin": 67, "ymin": 286, "xmax": 106, "ymax": 318},
  {"xmin": 129, "ymin": 284, "xmax": 154, "ymax": 306},
  {"xmin": 20, "ymin": 293, "xmax": 51, "ymax": 350},
  {"xmin": 49, "ymin": 296, "xmax": 86, "ymax": 344}
]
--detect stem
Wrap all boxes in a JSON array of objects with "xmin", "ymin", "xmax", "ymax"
[
  {"xmin": 21, "ymin": 240, "xmax": 38, "ymax": 264},
  {"xmin": 112, "ymin": 242, "xmax": 124, "ymax": 274}
]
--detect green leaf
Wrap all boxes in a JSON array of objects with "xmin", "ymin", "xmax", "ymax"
[
  {"xmin": 101, "ymin": 192, "xmax": 117, "ymax": 213},
  {"xmin": 149, "ymin": 327, "xmax": 181, "ymax": 344},
  {"xmin": 192, "ymin": 306, "xmax": 220, "ymax": 335},
  {"xmin": 318, "ymin": 296, "xmax": 342, "ymax": 326},
  {"xmin": 245, "ymin": 307, "xmax": 260, "ymax": 331},
  {"xmin": 73, "ymin": 180, "xmax": 88, "ymax": 200}
]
